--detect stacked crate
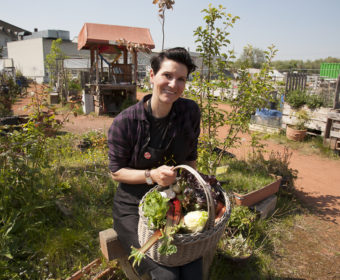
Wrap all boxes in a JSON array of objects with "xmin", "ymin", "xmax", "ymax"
[{"xmin": 324, "ymin": 110, "xmax": 340, "ymax": 151}]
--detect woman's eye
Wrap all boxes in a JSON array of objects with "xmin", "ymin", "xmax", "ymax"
[{"xmin": 164, "ymin": 73, "xmax": 172, "ymax": 79}]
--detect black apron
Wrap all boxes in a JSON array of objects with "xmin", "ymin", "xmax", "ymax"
[
  {"xmin": 112, "ymin": 104, "xmax": 202, "ymax": 278},
  {"xmin": 112, "ymin": 113, "xmax": 176, "ymax": 276}
]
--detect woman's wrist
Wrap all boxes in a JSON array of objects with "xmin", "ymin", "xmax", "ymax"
[
  {"xmin": 149, "ymin": 169, "xmax": 156, "ymax": 184},
  {"xmin": 145, "ymin": 169, "xmax": 154, "ymax": 185}
]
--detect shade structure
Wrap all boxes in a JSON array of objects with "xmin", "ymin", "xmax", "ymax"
[{"xmin": 77, "ymin": 23, "xmax": 155, "ymax": 52}]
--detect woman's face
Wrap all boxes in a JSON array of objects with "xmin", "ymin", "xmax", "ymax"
[{"xmin": 150, "ymin": 58, "xmax": 188, "ymax": 105}]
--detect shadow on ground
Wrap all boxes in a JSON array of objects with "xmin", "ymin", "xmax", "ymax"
[{"xmin": 294, "ymin": 189, "xmax": 340, "ymax": 224}]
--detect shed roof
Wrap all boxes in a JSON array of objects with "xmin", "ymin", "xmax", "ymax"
[{"xmin": 77, "ymin": 23, "xmax": 155, "ymax": 52}]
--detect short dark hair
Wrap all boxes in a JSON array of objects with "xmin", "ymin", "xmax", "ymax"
[{"xmin": 150, "ymin": 47, "xmax": 197, "ymax": 77}]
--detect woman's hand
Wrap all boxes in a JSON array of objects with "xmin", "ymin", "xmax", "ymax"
[{"xmin": 150, "ymin": 165, "xmax": 177, "ymax": 186}]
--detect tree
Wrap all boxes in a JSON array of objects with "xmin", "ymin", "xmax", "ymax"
[
  {"xmin": 152, "ymin": 0, "xmax": 175, "ymax": 50},
  {"xmin": 187, "ymin": 4, "xmax": 277, "ymax": 172},
  {"xmin": 236, "ymin": 45, "xmax": 266, "ymax": 69},
  {"xmin": 45, "ymin": 38, "xmax": 68, "ymax": 102}
]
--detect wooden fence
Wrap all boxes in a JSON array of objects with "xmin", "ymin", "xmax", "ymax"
[{"xmin": 285, "ymin": 72, "xmax": 307, "ymax": 93}]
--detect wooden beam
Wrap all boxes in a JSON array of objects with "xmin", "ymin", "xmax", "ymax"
[
  {"xmin": 95, "ymin": 48, "xmax": 99, "ymax": 87},
  {"xmin": 124, "ymin": 48, "xmax": 128, "ymax": 65},
  {"xmin": 133, "ymin": 50, "xmax": 138, "ymax": 84}
]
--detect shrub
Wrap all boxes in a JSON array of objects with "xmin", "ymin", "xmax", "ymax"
[
  {"xmin": 285, "ymin": 90, "xmax": 324, "ymax": 110},
  {"xmin": 0, "ymin": 74, "xmax": 21, "ymax": 117},
  {"xmin": 285, "ymin": 90, "xmax": 308, "ymax": 109},
  {"xmin": 306, "ymin": 94, "xmax": 324, "ymax": 109}
]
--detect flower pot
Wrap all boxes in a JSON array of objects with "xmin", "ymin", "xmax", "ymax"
[
  {"xmin": 286, "ymin": 125, "xmax": 307, "ymax": 141},
  {"xmin": 233, "ymin": 178, "xmax": 281, "ymax": 207}
]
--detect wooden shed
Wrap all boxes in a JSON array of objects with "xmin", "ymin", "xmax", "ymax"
[{"xmin": 78, "ymin": 23, "xmax": 155, "ymax": 114}]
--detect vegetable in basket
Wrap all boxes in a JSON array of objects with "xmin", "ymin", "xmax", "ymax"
[
  {"xmin": 129, "ymin": 196, "xmax": 182, "ymax": 267},
  {"xmin": 142, "ymin": 190, "xmax": 169, "ymax": 229},
  {"xmin": 183, "ymin": 210, "xmax": 208, "ymax": 233}
]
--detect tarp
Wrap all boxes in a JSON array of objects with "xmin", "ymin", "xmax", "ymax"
[{"xmin": 77, "ymin": 23, "xmax": 155, "ymax": 51}]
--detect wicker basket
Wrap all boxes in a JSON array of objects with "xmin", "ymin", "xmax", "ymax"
[{"xmin": 138, "ymin": 164, "xmax": 231, "ymax": 267}]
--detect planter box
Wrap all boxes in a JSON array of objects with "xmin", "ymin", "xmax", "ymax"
[{"xmin": 233, "ymin": 178, "xmax": 281, "ymax": 207}]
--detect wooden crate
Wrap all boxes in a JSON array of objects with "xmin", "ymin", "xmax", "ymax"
[{"xmin": 323, "ymin": 110, "xmax": 340, "ymax": 150}]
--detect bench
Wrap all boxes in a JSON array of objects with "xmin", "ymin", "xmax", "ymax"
[{"xmin": 99, "ymin": 228, "xmax": 215, "ymax": 280}]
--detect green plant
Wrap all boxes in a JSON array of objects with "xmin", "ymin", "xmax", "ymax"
[
  {"xmin": 219, "ymin": 233, "xmax": 252, "ymax": 258},
  {"xmin": 188, "ymin": 4, "xmax": 277, "ymax": 173},
  {"xmin": 306, "ymin": 94, "xmax": 324, "ymax": 109},
  {"xmin": 292, "ymin": 108, "xmax": 310, "ymax": 130},
  {"xmin": 285, "ymin": 89, "xmax": 308, "ymax": 109},
  {"xmin": 68, "ymin": 78, "xmax": 82, "ymax": 92},
  {"xmin": 286, "ymin": 90, "xmax": 324, "ymax": 110},
  {"xmin": 0, "ymin": 74, "xmax": 21, "ymax": 117}
]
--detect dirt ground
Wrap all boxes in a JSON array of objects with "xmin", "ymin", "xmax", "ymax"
[{"xmin": 11, "ymin": 91, "xmax": 340, "ymax": 279}]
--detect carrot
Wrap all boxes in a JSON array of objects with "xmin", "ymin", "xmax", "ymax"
[
  {"xmin": 215, "ymin": 201, "xmax": 225, "ymax": 216},
  {"xmin": 129, "ymin": 229, "xmax": 162, "ymax": 267},
  {"xmin": 215, "ymin": 204, "xmax": 226, "ymax": 223}
]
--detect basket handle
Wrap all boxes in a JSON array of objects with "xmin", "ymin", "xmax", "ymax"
[{"xmin": 173, "ymin": 164, "xmax": 215, "ymax": 230}]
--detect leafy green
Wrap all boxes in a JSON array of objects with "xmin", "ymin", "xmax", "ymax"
[{"xmin": 142, "ymin": 190, "xmax": 169, "ymax": 229}]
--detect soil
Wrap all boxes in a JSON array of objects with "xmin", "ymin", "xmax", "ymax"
[{"xmin": 11, "ymin": 90, "xmax": 340, "ymax": 279}]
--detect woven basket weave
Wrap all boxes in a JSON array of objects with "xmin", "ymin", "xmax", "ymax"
[{"xmin": 138, "ymin": 164, "xmax": 231, "ymax": 267}]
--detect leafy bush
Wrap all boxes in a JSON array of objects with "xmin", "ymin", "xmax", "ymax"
[
  {"xmin": 285, "ymin": 90, "xmax": 324, "ymax": 110},
  {"xmin": 306, "ymin": 94, "xmax": 324, "ymax": 109},
  {"xmin": 0, "ymin": 74, "xmax": 21, "ymax": 117},
  {"xmin": 0, "ymin": 128, "xmax": 115, "ymax": 279},
  {"xmin": 285, "ymin": 90, "xmax": 308, "ymax": 109}
]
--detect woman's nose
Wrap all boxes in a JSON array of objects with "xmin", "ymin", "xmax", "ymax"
[{"xmin": 168, "ymin": 78, "xmax": 177, "ymax": 88}]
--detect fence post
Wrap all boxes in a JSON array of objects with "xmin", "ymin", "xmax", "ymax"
[{"xmin": 334, "ymin": 74, "xmax": 340, "ymax": 109}]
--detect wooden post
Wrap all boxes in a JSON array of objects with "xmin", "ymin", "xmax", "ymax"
[
  {"xmin": 133, "ymin": 49, "xmax": 138, "ymax": 85},
  {"xmin": 95, "ymin": 48, "xmax": 99, "ymax": 87},
  {"xmin": 124, "ymin": 48, "xmax": 128, "ymax": 65},
  {"xmin": 333, "ymin": 74, "xmax": 340, "ymax": 109}
]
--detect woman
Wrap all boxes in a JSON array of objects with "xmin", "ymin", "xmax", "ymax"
[{"xmin": 108, "ymin": 47, "xmax": 201, "ymax": 280}]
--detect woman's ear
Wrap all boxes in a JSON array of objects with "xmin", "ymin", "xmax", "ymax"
[{"xmin": 149, "ymin": 69, "xmax": 154, "ymax": 84}]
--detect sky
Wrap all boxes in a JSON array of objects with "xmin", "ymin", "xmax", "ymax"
[{"xmin": 2, "ymin": 0, "xmax": 340, "ymax": 61}]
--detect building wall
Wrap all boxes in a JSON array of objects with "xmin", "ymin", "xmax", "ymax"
[
  {"xmin": 0, "ymin": 32, "xmax": 17, "ymax": 58},
  {"xmin": 7, "ymin": 38, "xmax": 89, "ymax": 83},
  {"xmin": 7, "ymin": 38, "xmax": 45, "ymax": 82}
]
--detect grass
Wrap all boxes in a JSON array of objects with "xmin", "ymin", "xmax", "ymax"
[
  {"xmin": 268, "ymin": 132, "xmax": 340, "ymax": 159},
  {"xmin": 216, "ymin": 158, "xmax": 275, "ymax": 194},
  {"xmin": 0, "ymin": 128, "xmax": 117, "ymax": 279}
]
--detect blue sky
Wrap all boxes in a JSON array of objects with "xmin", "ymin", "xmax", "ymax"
[{"xmin": 2, "ymin": 0, "xmax": 339, "ymax": 61}]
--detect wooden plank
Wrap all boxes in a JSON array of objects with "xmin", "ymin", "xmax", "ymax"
[
  {"xmin": 332, "ymin": 122, "xmax": 340, "ymax": 129},
  {"xmin": 330, "ymin": 130, "xmax": 340, "ymax": 138},
  {"xmin": 327, "ymin": 112, "xmax": 340, "ymax": 121}
]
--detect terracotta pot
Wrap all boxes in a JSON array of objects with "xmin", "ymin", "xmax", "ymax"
[
  {"xmin": 233, "ymin": 178, "xmax": 281, "ymax": 207},
  {"xmin": 286, "ymin": 125, "xmax": 307, "ymax": 141}
]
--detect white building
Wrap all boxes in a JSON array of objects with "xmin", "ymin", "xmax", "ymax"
[
  {"xmin": 7, "ymin": 30, "xmax": 89, "ymax": 83},
  {"xmin": 0, "ymin": 20, "xmax": 30, "ymax": 58}
]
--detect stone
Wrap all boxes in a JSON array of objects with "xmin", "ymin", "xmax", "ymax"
[
  {"xmin": 251, "ymin": 194, "xmax": 277, "ymax": 219},
  {"xmin": 99, "ymin": 228, "xmax": 127, "ymax": 261}
]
